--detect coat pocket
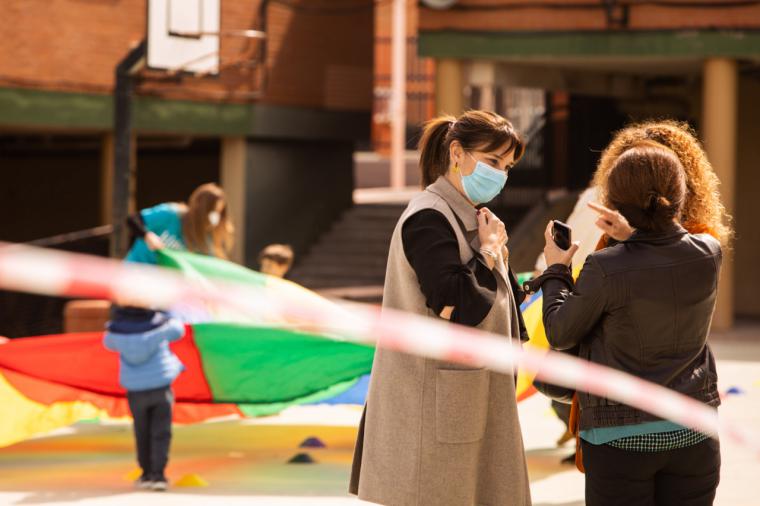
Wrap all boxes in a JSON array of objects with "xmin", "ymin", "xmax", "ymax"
[{"xmin": 435, "ymin": 368, "xmax": 490, "ymax": 444}]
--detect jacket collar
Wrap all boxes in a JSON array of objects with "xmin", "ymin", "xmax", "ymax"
[
  {"xmin": 425, "ymin": 176, "xmax": 511, "ymax": 283},
  {"xmin": 426, "ymin": 176, "xmax": 478, "ymax": 232},
  {"xmin": 624, "ymin": 223, "xmax": 688, "ymax": 244}
]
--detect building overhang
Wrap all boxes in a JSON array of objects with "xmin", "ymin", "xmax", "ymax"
[
  {"xmin": 0, "ymin": 87, "xmax": 370, "ymax": 142},
  {"xmin": 419, "ymin": 30, "xmax": 760, "ymax": 64}
]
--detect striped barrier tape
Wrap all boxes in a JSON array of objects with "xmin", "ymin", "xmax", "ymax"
[{"xmin": 0, "ymin": 242, "xmax": 756, "ymax": 455}]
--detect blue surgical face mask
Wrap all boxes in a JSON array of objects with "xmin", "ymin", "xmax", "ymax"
[{"xmin": 460, "ymin": 153, "xmax": 508, "ymax": 205}]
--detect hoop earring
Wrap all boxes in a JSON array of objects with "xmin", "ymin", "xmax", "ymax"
[{"xmin": 452, "ymin": 164, "xmax": 459, "ymax": 173}]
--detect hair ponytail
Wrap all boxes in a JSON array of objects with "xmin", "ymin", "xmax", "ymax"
[{"xmin": 418, "ymin": 115, "xmax": 455, "ymax": 187}]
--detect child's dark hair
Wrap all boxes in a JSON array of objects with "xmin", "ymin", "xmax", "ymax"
[
  {"xmin": 258, "ymin": 244, "xmax": 294, "ymax": 267},
  {"xmin": 607, "ymin": 142, "xmax": 686, "ymax": 233},
  {"xmin": 417, "ymin": 110, "xmax": 524, "ymax": 187}
]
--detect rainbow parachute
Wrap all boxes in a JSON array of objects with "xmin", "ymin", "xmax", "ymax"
[{"xmin": 0, "ymin": 249, "xmax": 548, "ymax": 448}]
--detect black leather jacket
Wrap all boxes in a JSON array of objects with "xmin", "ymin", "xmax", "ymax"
[{"xmin": 540, "ymin": 225, "xmax": 722, "ymax": 430}]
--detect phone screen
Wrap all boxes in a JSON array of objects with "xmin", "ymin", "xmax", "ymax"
[{"xmin": 552, "ymin": 220, "xmax": 572, "ymax": 250}]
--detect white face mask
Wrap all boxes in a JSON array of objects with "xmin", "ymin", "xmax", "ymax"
[{"xmin": 208, "ymin": 211, "xmax": 221, "ymax": 227}]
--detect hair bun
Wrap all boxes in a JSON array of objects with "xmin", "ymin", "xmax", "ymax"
[{"xmin": 645, "ymin": 191, "xmax": 672, "ymax": 214}]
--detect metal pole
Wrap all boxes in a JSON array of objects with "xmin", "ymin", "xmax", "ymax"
[
  {"xmin": 390, "ymin": 0, "xmax": 407, "ymax": 190},
  {"xmin": 111, "ymin": 41, "xmax": 146, "ymax": 258}
]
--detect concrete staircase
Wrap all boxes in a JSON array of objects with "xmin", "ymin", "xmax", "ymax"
[
  {"xmin": 288, "ymin": 204, "xmax": 405, "ymax": 300},
  {"xmin": 289, "ymin": 184, "xmax": 574, "ymax": 302}
]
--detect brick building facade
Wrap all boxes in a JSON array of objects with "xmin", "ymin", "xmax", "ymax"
[
  {"xmin": 418, "ymin": 0, "xmax": 760, "ymax": 326},
  {"xmin": 0, "ymin": 0, "xmax": 374, "ymax": 267}
]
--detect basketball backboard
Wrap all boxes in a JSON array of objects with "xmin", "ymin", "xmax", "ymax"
[{"xmin": 147, "ymin": 0, "xmax": 220, "ymax": 75}]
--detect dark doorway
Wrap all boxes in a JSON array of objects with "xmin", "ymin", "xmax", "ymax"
[
  {"xmin": 566, "ymin": 94, "xmax": 627, "ymax": 190},
  {"xmin": 136, "ymin": 137, "xmax": 220, "ymax": 209}
]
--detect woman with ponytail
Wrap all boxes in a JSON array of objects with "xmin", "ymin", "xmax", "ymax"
[
  {"xmin": 350, "ymin": 111, "xmax": 531, "ymax": 505},
  {"xmin": 534, "ymin": 143, "xmax": 723, "ymax": 505}
]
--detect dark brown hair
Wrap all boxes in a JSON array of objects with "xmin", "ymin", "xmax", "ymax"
[
  {"xmin": 181, "ymin": 183, "xmax": 234, "ymax": 259},
  {"xmin": 607, "ymin": 142, "xmax": 686, "ymax": 233},
  {"xmin": 258, "ymin": 243, "xmax": 294, "ymax": 267},
  {"xmin": 418, "ymin": 110, "xmax": 524, "ymax": 187}
]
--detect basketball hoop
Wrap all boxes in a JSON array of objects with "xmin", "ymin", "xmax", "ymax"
[
  {"xmin": 168, "ymin": 29, "xmax": 266, "ymax": 39},
  {"xmin": 148, "ymin": 0, "xmax": 220, "ymax": 75}
]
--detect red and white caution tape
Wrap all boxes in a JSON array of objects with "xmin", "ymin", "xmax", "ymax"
[{"xmin": 0, "ymin": 242, "xmax": 757, "ymax": 455}]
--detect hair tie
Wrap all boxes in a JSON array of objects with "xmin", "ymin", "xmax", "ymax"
[{"xmin": 646, "ymin": 191, "xmax": 659, "ymax": 213}]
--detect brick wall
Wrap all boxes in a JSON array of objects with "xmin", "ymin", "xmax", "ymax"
[
  {"xmin": 373, "ymin": 1, "xmax": 435, "ymax": 154},
  {"xmin": 419, "ymin": 0, "xmax": 760, "ymax": 32},
  {"xmin": 0, "ymin": 0, "xmax": 373, "ymax": 111}
]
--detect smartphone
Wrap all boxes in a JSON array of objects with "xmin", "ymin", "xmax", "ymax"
[{"xmin": 552, "ymin": 220, "xmax": 572, "ymax": 250}]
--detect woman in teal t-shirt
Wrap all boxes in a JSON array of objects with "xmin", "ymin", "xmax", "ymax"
[{"xmin": 125, "ymin": 183, "xmax": 234, "ymax": 265}]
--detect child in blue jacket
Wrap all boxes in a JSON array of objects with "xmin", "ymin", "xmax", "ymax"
[{"xmin": 104, "ymin": 306, "xmax": 185, "ymax": 492}]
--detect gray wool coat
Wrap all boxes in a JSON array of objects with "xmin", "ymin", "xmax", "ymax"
[{"xmin": 349, "ymin": 177, "xmax": 532, "ymax": 506}]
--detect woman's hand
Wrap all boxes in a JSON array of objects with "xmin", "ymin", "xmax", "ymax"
[
  {"xmin": 144, "ymin": 231, "xmax": 165, "ymax": 251},
  {"xmin": 544, "ymin": 221, "xmax": 580, "ymax": 267},
  {"xmin": 477, "ymin": 208, "xmax": 507, "ymax": 269},
  {"xmin": 439, "ymin": 306, "xmax": 455, "ymax": 320},
  {"xmin": 477, "ymin": 207, "xmax": 507, "ymax": 252},
  {"xmin": 587, "ymin": 202, "xmax": 634, "ymax": 241}
]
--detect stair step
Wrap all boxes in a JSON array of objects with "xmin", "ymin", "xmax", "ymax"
[
  {"xmin": 292, "ymin": 276, "xmax": 386, "ymax": 289},
  {"xmin": 299, "ymin": 254, "xmax": 389, "ymax": 269},
  {"xmin": 293, "ymin": 261, "xmax": 386, "ymax": 276},
  {"xmin": 293, "ymin": 263, "xmax": 385, "ymax": 277},
  {"xmin": 335, "ymin": 212, "xmax": 401, "ymax": 226},
  {"xmin": 307, "ymin": 244, "xmax": 391, "ymax": 258},
  {"xmin": 320, "ymin": 228, "xmax": 393, "ymax": 242},
  {"xmin": 335, "ymin": 212, "xmax": 398, "ymax": 222},
  {"xmin": 290, "ymin": 203, "xmax": 420, "ymax": 292},
  {"xmin": 346, "ymin": 204, "xmax": 405, "ymax": 216},
  {"xmin": 329, "ymin": 222, "xmax": 398, "ymax": 235},
  {"xmin": 315, "ymin": 231, "xmax": 393, "ymax": 242}
]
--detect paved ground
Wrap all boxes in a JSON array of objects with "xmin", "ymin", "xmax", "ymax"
[{"xmin": 0, "ymin": 331, "xmax": 758, "ymax": 505}]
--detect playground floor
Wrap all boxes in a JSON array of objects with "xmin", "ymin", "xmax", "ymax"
[{"xmin": 0, "ymin": 334, "xmax": 758, "ymax": 506}]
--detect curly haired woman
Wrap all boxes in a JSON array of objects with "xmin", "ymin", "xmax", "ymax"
[{"xmin": 592, "ymin": 119, "xmax": 732, "ymax": 246}]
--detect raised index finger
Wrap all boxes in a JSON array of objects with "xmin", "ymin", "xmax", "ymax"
[{"xmin": 587, "ymin": 201, "xmax": 615, "ymax": 217}]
